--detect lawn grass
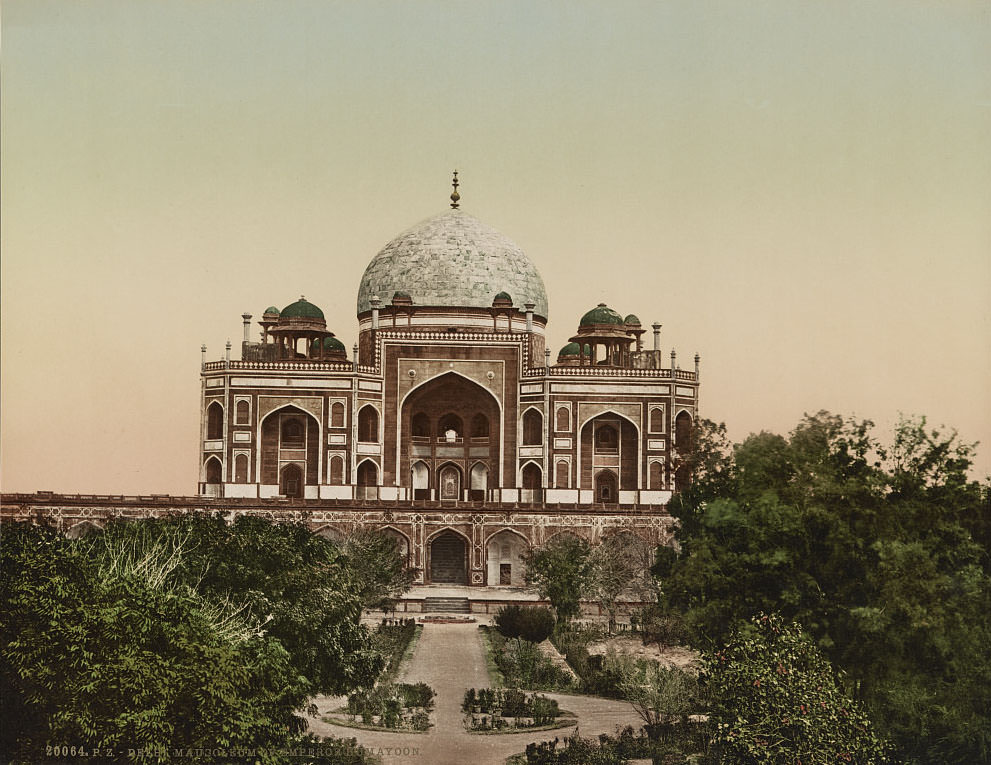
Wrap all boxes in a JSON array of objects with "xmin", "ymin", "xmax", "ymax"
[{"xmin": 477, "ymin": 625, "xmax": 506, "ymax": 687}]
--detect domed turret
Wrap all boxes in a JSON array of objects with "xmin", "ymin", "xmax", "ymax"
[
  {"xmin": 281, "ymin": 296, "xmax": 325, "ymax": 322},
  {"xmin": 579, "ymin": 303, "xmax": 625, "ymax": 327},
  {"xmin": 557, "ymin": 342, "xmax": 591, "ymax": 367}
]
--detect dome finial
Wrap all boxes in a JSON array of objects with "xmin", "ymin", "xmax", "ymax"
[{"xmin": 450, "ymin": 169, "xmax": 460, "ymax": 209}]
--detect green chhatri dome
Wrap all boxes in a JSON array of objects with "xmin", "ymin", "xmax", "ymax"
[
  {"xmin": 263, "ymin": 306, "xmax": 281, "ymax": 315},
  {"xmin": 559, "ymin": 342, "xmax": 591, "ymax": 356},
  {"xmin": 311, "ymin": 336, "xmax": 346, "ymax": 351},
  {"xmin": 281, "ymin": 296, "xmax": 325, "ymax": 320},
  {"xmin": 624, "ymin": 314, "xmax": 641, "ymax": 326},
  {"xmin": 494, "ymin": 291, "xmax": 512, "ymax": 301},
  {"xmin": 579, "ymin": 303, "xmax": 625, "ymax": 327}
]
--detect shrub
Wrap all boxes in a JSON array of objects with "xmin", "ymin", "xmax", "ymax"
[{"xmin": 495, "ymin": 604, "xmax": 556, "ymax": 644}]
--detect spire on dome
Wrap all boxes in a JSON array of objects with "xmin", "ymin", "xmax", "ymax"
[{"xmin": 450, "ymin": 169, "xmax": 460, "ymax": 209}]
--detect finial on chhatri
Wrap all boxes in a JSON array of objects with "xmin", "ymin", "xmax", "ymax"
[{"xmin": 450, "ymin": 169, "xmax": 460, "ymax": 209}]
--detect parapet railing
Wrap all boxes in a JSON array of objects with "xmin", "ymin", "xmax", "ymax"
[{"xmin": 1, "ymin": 492, "xmax": 671, "ymax": 516}]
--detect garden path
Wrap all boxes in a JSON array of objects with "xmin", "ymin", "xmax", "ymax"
[{"xmin": 308, "ymin": 622, "xmax": 641, "ymax": 765}]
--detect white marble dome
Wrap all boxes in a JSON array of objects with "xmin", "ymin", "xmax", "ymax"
[{"xmin": 357, "ymin": 209, "xmax": 549, "ymax": 319}]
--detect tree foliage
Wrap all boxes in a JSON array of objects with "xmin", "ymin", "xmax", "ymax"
[
  {"xmin": 338, "ymin": 527, "xmax": 415, "ymax": 611},
  {"xmin": 660, "ymin": 412, "xmax": 991, "ymax": 763},
  {"xmin": 0, "ymin": 514, "xmax": 391, "ymax": 761},
  {"xmin": 0, "ymin": 522, "xmax": 307, "ymax": 762},
  {"xmin": 705, "ymin": 613, "xmax": 888, "ymax": 764},
  {"xmin": 525, "ymin": 535, "xmax": 595, "ymax": 622},
  {"xmin": 495, "ymin": 604, "xmax": 556, "ymax": 644}
]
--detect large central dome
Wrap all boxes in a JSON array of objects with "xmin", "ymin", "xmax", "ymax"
[{"xmin": 357, "ymin": 209, "xmax": 548, "ymax": 319}]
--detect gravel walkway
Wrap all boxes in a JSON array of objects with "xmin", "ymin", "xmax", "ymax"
[{"xmin": 308, "ymin": 623, "xmax": 642, "ymax": 765}]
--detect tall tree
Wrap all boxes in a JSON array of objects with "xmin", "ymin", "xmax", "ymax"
[{"xmin": 525, "ymin": 535, "xmax": 595, "ymax": 622}]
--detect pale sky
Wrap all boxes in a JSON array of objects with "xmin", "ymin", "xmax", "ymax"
[{"xmin": 2, "ymin": 0, "xmax": 989, "ymax": 493}]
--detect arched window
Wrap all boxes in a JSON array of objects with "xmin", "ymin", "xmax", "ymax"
[
  {"xmin": 556, "ymin": 406, "xmax": 570, "ymax": 432},
  {"xmin": 331, "ymin": 402, "xmax": 345, "ymax": 428},
  {"xmin": 411, "ymin": 412, "xmax": 430, "ymax": 438},
  {"xmin": 358, "ymin": 406, "xmax": 378, "ymax": 443},
  {"xmin": 471, "ymin": 413, "xmax": 489, "ymax": 438},
  {"xmin": 234, "ymin": 454, "xmax": 248, "ymax": 483},
  {"xmin": 522, "ymin": 409, "xmax": 542, "ymax": 446},
  {"xmin": 675, "ymin": 411, "xmax": 693, "ymax": 450},
  {"xmin": 205, "ymin": 457, "xmax": 222, "ymax": 484},
  {"xmin": 469, "ymin": 462, "xmax": 488, "ymax": 500},
  {"xmin": 594, "ymin": 423, "xmax": 618, "ymax": 452},
  {"xmin": 521, "ymin": 463, "xmax": 542, "ymax": 489},
  {"xmin": 411, "ymin": 460, "xmax": 429, "ymax": 499},
  {"xmin": 438, "ymin": 413, "xmax": 463, "ymax": 442},
  {"xmin": 649, "ymin": 407, "xmax": 664, "ymax": 433},
  {"xmin": 281, "ymin": 417, "xmax": 304, "ymax": 448},
  {"xmin": 206, "ymin": 402, "xmax": 223, "ymax": 440},
  {"xmin": 555, "ymin": 460, "xmax": 569, "ymax": 488},
  {"xmin": 649, "ymin": 461, "xmax": 663, "ymax": 490},
  {"xmin": 281, "ymin": 464, "xmax": 303, "ymax": 498},
  {"xmin": 329, "ymin": 455, "xmax": 344, "ymax": 485},
  {"xmin": 356, "ymin": 460, "xmax": 378, "ymax": 499},
  {"xmin": 438, "ymin": 464, "xmax": 461, "ymax": 499},
  {"xmin": 235, "ymin": 400, "xmax": 250, "ymax": 425},
  {"xmin": 595, "ymin": 470, "xmax": 618, "ymax": 504}
]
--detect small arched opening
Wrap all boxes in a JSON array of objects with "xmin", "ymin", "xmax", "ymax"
[
  {"xmin": 411, "ymin": 460, "xmax": 430, "ymax": 500},
  {"xmin": 595, "ymin": 469, "xmax": 618, "ymax": 505},
  {"xmin": 280, "ymin": 463, "xmax": 304, "ymax": 498},
  {"xmin": 521, "ymin": 462, "xmax": 543, "ymax": 503},
  {"xmin": 437, "ymin": 463, "xmax": 462, "ymax": 501},
  {"xmin": 438, "ymin": 413, "xmax": 463, "ymax": 442},
  {"xmin": 356, "ymin": 460, "xmax": 378, "ymax": 500},
  {"xmin": 522, "ymin": 409, "xmax": 542, "ymax": 446},
  {"xmin": 203, "ymin": 457, "xmax": 223, "ymax": 497},
  {"xmin": 358, "ymin": 406, "xmax": 379, "ymax": 443},
  {"xmin": 469, "ymin": 462, "xmax": 488, "ymax": 501},
  {"xmin": 206, "ymin": 402, "xmax": 224, "ymax": 440},
  {"xmin": 411, "ymin": 412, "xmax": 430, "ymax": 439}
]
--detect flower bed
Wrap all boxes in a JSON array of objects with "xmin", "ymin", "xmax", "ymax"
[
  {"xmin": 329, "ymin": 682, "xmax": 435, "ymax": 732},
  {"xmin": 462, "ymin": 688, "xmax": 571, "ymax": 732}
]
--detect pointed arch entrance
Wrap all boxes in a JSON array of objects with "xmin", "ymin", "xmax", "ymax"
[
  {"xmin": 429, "ymin": 530, "xmax": 467, "ymax": 584},
  {"xmin": 400, "ymin": 371, "xmax": 501, "ymax": 496},
  {"xmin": 280, "ymin": 463, "xmax": 304, "ymax": 498}
]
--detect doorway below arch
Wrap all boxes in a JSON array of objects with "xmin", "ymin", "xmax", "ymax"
[{"xmin": 429, "ymin": 531, "xmax": 467, "ymax": 584}]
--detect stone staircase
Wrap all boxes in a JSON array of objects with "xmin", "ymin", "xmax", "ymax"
[{"xmin": 422, "ymin": 596, "xmax": 472, "ymax": 614}]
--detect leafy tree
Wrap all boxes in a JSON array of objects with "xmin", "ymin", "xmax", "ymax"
[
  {"xmin": 89, "ymin": 514, "xmax": 383, "ymax": 696},
  {"xmin": 495, "ymin": 604, "xmax": 555, "ymax": 644},
  {"xmin": 0, "ymin": 522, "xmax": 308, "ymax": 762},
  {"xmin": 525, "ymin": 535, "xmax": 595, "ymax": 622},
  {"xmin": 705, "ymin": 613, "xmax": 888, "ymax": 764},
  {"xmin": 338, "ymin": 527, "xmax": 415, "ymax": 611},
  {"xmin": 659, "ymin": 411, "xmax": 991, "ymax": 763}
]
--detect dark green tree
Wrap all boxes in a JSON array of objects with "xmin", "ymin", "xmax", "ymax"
[
  {"xmin": 658, "ymin": 411, "xmax": 991, "ymax": 763},
  {"xmin": 0, "ymin": 523, "xmax": 308, "ymax": 763},
  {"xmin": 88, "ymin": 513, "xmax": 383, "ymax": 696},
  {"xmin": 705, "ymin": 613, "xmax": 889, "ymax": 764},
  {"xmin": 525, "ymin": 535, "xmax": 595, "ymax": 622}
]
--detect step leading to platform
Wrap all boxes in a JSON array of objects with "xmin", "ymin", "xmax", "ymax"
[{"xmin": 422, "ymin": 596, "xmax": 472, "ymax": 614}]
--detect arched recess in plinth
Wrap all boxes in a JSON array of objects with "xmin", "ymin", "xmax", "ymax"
[
  {"xmin": 426, "ymin": 527, "xmax": 469, "ymax": 585},
  {"xmin": 65, "ymin": 520, "xmax": 104, "ymax": 538},
  {"xmin": 379, "ymin": 525, "xmax": 411, "ymax": 566},
  {"xmin": 313, "ymin": 524, "xmax": 346, "ymax": 543},
  {"xmin": 485, "ymin": 528, "xmax": 530, "ymax": 586}
]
